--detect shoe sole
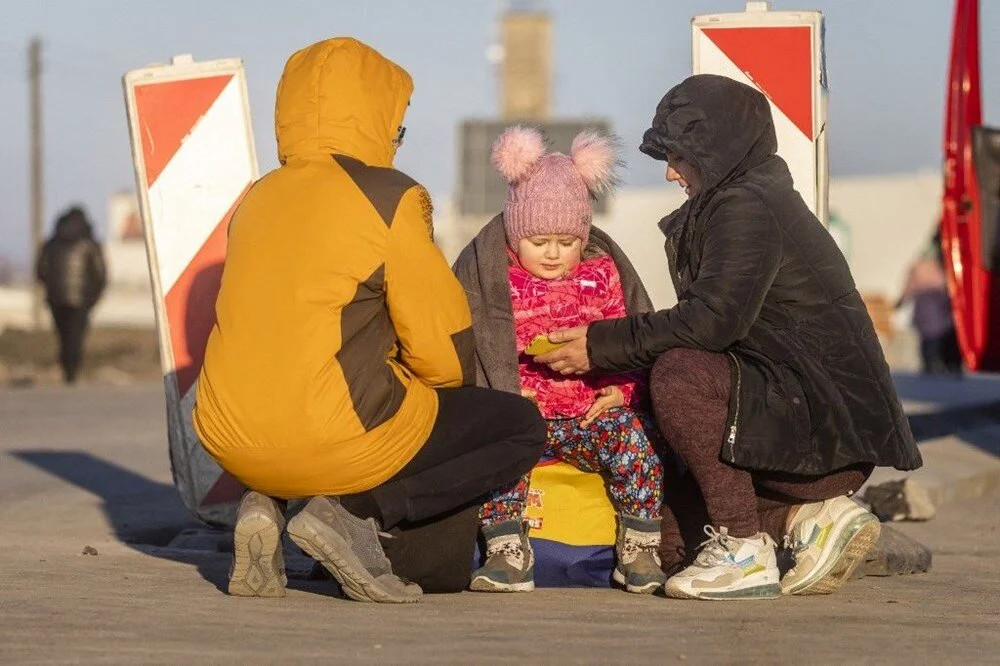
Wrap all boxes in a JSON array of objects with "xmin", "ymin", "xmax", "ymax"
[
  {"xmin": 228, "ymin": 510, "xmax": 286, "ymax": 598},
  {"xmin": 783, "ymin": 513, "xmax": 881, "ymax": 596},
  {"xmin": 612, "ymin": 568, "xmax": 665, "ymax": 595},
  {"xmin": 665, "ymin": 568, "xmax": 781, "ymax": 601},
  {"xmin": 665, "ymin": 581, "xmax": 780, "ymax": 600},
  {"xmin": 469, "ymin": 575, "xmax": 535, "ymax": 592},
  {"xmin": 286, "ymin": 511, "xmax": 417, "ymax": 604}
]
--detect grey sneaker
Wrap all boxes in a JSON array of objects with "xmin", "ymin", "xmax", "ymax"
[
  {"xmin": 613, "ymin": 514, "xmax": 668, "ymax": 594},
  {"xmin": 228, "ymin": 491, "xmax": 287, "ymax": 598},
  {"xmin": 286, "ymin": 496, "xmax": 420, "ymax": 603},
  {"xmin": 780, "ymin": 496, "xmax": 881, "ymax": 595},
  {"xmin": 469, "ymin": 520, "xmax": 535, "ymax": 592}
]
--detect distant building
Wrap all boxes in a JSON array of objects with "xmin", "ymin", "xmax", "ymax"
[
  {"xmin": 104, "ymin": 191, "xmax": 152, "ymax": 293},
  {"xmin": 457, "ymin": 9, "xmax": 612, "ymax": 218}
]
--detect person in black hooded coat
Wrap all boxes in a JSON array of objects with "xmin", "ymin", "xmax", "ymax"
[
  {"xmin": 537, "ymin": 75, "xmax": 921, "ymax": 599},
  {"xmin": 36, "ymin": 206, "xmax": 106, "ymax": 384}
]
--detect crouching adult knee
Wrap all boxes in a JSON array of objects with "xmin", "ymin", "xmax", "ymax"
[{"xmin": 507, "ymin": 395, "xmax": 548, "ymax": 477}]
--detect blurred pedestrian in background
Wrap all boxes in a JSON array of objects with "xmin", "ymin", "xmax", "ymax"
[
  {"xmin": 898, "ymin": 229, "xmax": 962, "ymax": 376},
  {"xmin": 35, "ymin": 206, "xmax": 106, "ymax": 384}
]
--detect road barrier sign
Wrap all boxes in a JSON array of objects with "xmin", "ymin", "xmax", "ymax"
[
  {"xmin": 693, "ymin": 1, "xmax": 829, "ymax": 225},
  {"xmin": 123, "ymin": 55, "xmax": 258, "ymax": 525}
]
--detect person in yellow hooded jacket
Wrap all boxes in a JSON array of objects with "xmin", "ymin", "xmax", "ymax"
[{"xmin": 193, "ymin": 37, "xmax": 545, "ymax": 603}]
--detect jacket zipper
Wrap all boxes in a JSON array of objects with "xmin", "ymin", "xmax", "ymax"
[{"xmin": 725, "ymin": 351, "xmax": 742, "ymax": 463}]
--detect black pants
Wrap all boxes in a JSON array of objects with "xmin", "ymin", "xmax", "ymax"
[
  {"xmin": 347, "ymin": 386, "xmax": 546, "ymax": 592},
  {"xmin": 920, "ymin": 329, "xmax": 963, "ymax": 375},
  {"xmin": 49, "ymin": 305, "xmax": 90, "ymax": 384},
  {"xmin": 372, "ymin": 386, "xmax": 546, "ymax": 529}
]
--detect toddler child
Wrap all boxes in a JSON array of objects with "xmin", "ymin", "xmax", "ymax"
[{"xmin": 468, "ymin": 127, "xmax": 667, "ymax": 594}]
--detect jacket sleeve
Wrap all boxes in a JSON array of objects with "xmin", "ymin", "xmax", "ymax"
[
  {"xmin": 587, "ymin": 193, "xmax": 781, "ymax": 372},
  {"xmin": 385, "ymin": 186, "xmax": 476, "ymax": 388},
  {"xmin": 591, "ymin": 257, "xmax": 638, "ymax": 404}
]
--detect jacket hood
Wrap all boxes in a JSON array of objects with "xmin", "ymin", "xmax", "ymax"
[
  {"xmin": 640, "ymin": 74, "xmax": 778, "ymax": 194},
  {"xmin": 54, "ymin": 207, "xmax": 93, "ymax": 242},
  {"xmin": 275, "ymin": 38, "xmax": 413, "ymax": 168}
]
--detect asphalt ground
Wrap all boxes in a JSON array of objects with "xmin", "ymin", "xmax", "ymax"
[{"xmin": 1, "ymin": 382, "xmax": 998, "ymax": 664}]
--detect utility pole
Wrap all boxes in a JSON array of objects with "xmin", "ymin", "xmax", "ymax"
[{"xmin": 29, "ymin": 37, "xmax": 43, "ymax": 331}]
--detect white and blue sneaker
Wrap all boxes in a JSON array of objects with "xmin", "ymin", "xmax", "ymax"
[{"xmin": 665, "ymin": 526, "xmax": 780, "ymax": 600}]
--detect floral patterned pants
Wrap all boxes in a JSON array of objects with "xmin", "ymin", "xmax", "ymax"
[{"xmin": 479, "ymin": 407, "xmax": 664, "ymax": 525}]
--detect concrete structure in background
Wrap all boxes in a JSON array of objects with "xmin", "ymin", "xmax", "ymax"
[
  {"xmin": 459, "ymin": 8, "xmax": 611, "ymax": 217},
  {"xmin": 829, "ymin": 170, "xmax": 941, "ymax": 298},
  {"xmin": 456, "ymin": 119, "xmax": 613, "ymax": 216},
  {"xmin": 0, "ymin": 170, "xmax": 943, "ymax": 346},
  {"xmin": 104, "ymin": 190, "xmax": 153, "ymax": 293},
  {"xmin": 500, "ymin": 10, "xmax": 551, "ymax": 121},
  {"xmin": 437, "ymin": 170, "xmax": 942, "ymax": 312}
]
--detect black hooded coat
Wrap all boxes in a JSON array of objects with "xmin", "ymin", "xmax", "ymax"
[
  {"xmin": 36, "ymin": 208, "xmax": 106, "ymax": 309},
  {"xmin": 587, "ymin": 75, "xmax": 920, "ymax": 476}
]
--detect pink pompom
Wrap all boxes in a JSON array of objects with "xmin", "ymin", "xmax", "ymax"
[
  {"xmin": 491, "ymin": 126, "xmax": 546, "ymax": 182},
  {"xmin": 570, "ymin": 130, "xmax": 619, "ymax": 195}
]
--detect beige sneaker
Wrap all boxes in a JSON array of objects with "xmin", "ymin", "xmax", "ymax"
[
  {"xmin": 780, "ymin": 495, "xmax": 881, "ymax": 595},
  {"xmin": 665, "ymin": 526, "xmax": 780, "ymax": 601},
  {"xmin": 228, "ymin": 491, "xmax": 287, "ymax": 598},
  {"xmin": 287, "ymin": 496, "xmax": 420, "ymax": 604}
]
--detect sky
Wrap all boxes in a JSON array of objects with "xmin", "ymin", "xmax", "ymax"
[{"xmin": 1, "ymin": 0, "xmax": 999, "ymax": 275}]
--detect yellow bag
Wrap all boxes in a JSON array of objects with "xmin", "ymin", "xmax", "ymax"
[{"xmin": 523, "ymin": 460, "xmax": 617, "ymax": 586}]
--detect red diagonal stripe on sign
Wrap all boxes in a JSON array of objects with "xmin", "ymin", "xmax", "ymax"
[
  {"xmin": 164, "ymin": 182, "xmax": 251, "ymax": 398},
  {"xmin": 134, "ymin": 74, "xmax": 233, "ymax": 187},
  {"xmin": 199, "ymin": 471, "xmax": 246, "ymax": 508},
  {"xmin": 703, "ymin": 27, "xmax": 813, "ymax": 139}
]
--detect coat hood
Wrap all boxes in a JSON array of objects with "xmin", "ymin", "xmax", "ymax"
[
  {"xmin": 640, "ymin": 74, "xmax": 778, "ymax": 194},
  {"xmin": 54, "ymin": 207, "xmax": 93, "ymax": 242},
  {"xmin": 275, "ymin": 38, "xmax": 413, "ymax": 168}
]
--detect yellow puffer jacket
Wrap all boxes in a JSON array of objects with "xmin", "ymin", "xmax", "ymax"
[{"xmin": 193, "ymin": 38, "xmax": 474, "ymax": 498}]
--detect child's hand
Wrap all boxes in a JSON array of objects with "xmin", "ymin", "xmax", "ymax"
[
  {"xmin": 581, "ymin": 386, "xmax": 624, "ymax": 427},
  {"xmin": 520, "ymin": 388, "xmax": 539, "ymax": 405}
]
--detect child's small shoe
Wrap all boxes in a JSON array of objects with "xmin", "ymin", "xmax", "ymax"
[
  {"xmin": 470, "ymin": 519, "xmax": 535, "ymax": 592},
  {"xmin": 665, "ymin": 526, "xmax": 780, "ymax": 600},
  {"xmin": 613, "ymin": 514, "xmax": 668, "ymax": 594}
]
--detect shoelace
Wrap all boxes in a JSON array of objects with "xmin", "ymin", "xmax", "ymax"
[{"xmin": 694, "ymin": 525, "xmax": 735, "ymax": 567}]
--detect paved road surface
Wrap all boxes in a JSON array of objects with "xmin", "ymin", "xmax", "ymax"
[{"xmin": 1, "ymin": 383, "xmax": 998, "ymax": 663}]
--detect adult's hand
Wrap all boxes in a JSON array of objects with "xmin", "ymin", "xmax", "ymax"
[{"xmin": 535, "ymin": 326, "xmax": 591, "ymax": 375}]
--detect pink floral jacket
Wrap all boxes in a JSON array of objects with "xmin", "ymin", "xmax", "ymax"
[{"xmin": 509, "ymin": 251, "xmax": 645, "ymax": 419}]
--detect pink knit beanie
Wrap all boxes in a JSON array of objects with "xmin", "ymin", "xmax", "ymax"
[{"xmin": 492, "ymin": 126, "xmax": 618, "ymax": 249}]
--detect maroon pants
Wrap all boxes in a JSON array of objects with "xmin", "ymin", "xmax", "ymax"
[{"xmin": 649, "ymin": 348, "xmax": 872, "ymax": 573}]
